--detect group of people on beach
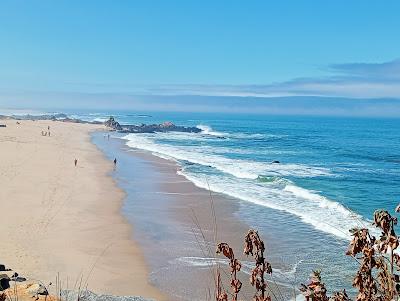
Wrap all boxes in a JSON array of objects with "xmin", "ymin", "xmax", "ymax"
[{"xmin": 41, "ymin": 126, "xmax": 51, "ymax": 137}]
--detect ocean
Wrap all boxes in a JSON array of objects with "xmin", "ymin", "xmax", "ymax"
[{"xmin": 75, "ymin": 110, "xmax": 399, "ymax": 298}]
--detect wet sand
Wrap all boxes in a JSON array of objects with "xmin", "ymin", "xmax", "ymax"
[{"xmin": 92, "ymin": 132, "xmax": 291, "ymax": 301}]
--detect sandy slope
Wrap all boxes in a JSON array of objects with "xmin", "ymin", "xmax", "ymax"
[{"xmin": 0, "ymin": 119, "xmax": 163, "ymax": 299}]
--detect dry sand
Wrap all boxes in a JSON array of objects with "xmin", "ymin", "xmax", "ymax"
[{"xmin": 0, "ymin": 119, "xmax": 164, "ymax": 299}]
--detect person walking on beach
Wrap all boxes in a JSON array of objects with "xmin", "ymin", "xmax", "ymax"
[
  {"xmin": 74, "ymin": 159, "xmax": 78, "ymax": 167},
  {"xmin": 113, "ymin": 158, "xmax": 117, "ymax": 168}
]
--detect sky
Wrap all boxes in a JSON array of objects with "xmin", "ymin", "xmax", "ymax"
[{"xmin": 1, "ymin": 1, "xmax": 400, "ymax": 114}]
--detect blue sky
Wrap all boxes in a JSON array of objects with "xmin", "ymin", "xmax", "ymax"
[{"xmin": 1, "ymin": 1, "xmax": 400, "ymax": 111}]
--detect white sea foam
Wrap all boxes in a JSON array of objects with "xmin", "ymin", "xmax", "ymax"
[
  {"xmin": 92, "ymin": 117, "xmax": 108, "ymax": 122},
  {"xmin": 196, "ymin": 124, "xmax": 226, "ymax": 137},
  {"xmin": 174, "ymin": 256, "xmax": 300, "ymax": 289},
  {"xmin": 196, "ymin": 124, "xmax": 284, "ymax": 139},
  {"xmin": 68, "ymin": 113, "xmax": 110, "ymax": 123},
  {"xmin": 122, "ymin": 133, "xmax": 331, "ymax": 179},
  {"xmin": 139, "ymin": 132, "xmax": 295, "ymax": 155},
  {"xmin": 284, "ymin": 185, "xmax": 355, "ymax": 217},
  {"xmin": 177, "ymin": 170, "xmax": 371, "ymax": 241},
  {"xmin": 289, "ymin": 295, "xmax": 306, "ymax": 301},
  {"xmin": 120, "ymin": 132, "xmax": 375, "ymax": 240}
]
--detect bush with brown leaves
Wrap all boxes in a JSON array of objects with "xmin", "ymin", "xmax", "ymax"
[
  {"xmin": 216, "ymin": 242, "xmax": 242, "ymax": 301},
  {"xmin": 299, "ymin": 270, "xmax": 329, "ymax": 301},
  {"xmin": 216, "ymin": 230, "xmax": 272, "ymax": 301},
  {"xmin": 244, "ymin": 230, "xmax": 272, "ymax": 301},
  {"xmin": 216, "ymin": 204, "xmax": 400, "ymax": 301},
  {"xmin": 299, "ymin": 205, "xmax": 400, "ymax": 301}
]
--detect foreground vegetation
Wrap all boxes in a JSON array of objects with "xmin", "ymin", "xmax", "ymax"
[
  {"xmin": 2, "ymin": 206, "xmax": 400, "ymax": 301},
  {"xmin": 216, "ymin": 206, "xmax": 400, "ymax": 301}
]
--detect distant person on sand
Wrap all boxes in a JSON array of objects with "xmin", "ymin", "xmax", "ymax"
[
  {"xmin": 74, "ymin": 159, "xmax": 78, "ymax": 167},
  {"xmin": 113, "ymin": 158, "xmax": 117, "ymax": 167},
  {"xmin": 48, "ymin": 126, "xmax": 50, "ymax": 131}
]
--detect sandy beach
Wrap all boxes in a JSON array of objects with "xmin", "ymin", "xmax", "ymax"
[{"xmin": 0, "ymin": 119, "xmax": 164, "ymax": 299}]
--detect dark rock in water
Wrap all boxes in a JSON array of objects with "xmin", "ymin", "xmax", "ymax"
[
  {"xmin": 271, "ymin": 160, "xmax": 280, "ymax": 164},
  {"xmin": 0, "ymin": 265, "xmax": 5, "ymax": 272},
  {"xmin": 61, "ymin": 290, "xmax": 154, "ymax": 301},
  {"xmin": 104, "ymin": 117, "xmax": 201, "ymax": 134},
  {"xmin": 0, "ymin": 274, "xmax": 10, "ymax": 291}
]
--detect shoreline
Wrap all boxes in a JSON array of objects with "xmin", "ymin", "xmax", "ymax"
[
  {"xmin": 0, "ymin": 119, "xmax": 164, "ymax": 300},
  {"xmin": 1, "ymin": 116, "xmax": 352, "ymax": 301},
  {"xmin": 92, "ymin": 132, "xmax": 294, "ymax": 301}
]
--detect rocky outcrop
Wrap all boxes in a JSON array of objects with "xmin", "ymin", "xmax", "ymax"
[
  {"xmin": 0, "ymin": 113, "xmax": 200, "ymax": 134},
  {"xmin": 0, "ymin": 265, "xmax": 27, "ymax": 291},
  {"xmin": 0, "ymin": 274, "xmax": 10, "ymax": 291},
  {"xmin": 25, "ymin": 283, "xmax": 48, "ymax": 296},
  {"xmin": 9, "ymin": 272, "xmax": 27, "ymax": 282},
  {"xmin": 104, "ymin": 117, "xmax": 123, "ymax": 130},
  {"xmin": 104, "ymin": 117, "xmax": 201, "ymax": 134}
]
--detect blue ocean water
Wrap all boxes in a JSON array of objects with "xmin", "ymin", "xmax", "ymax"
[
  {"xmin": 76, "ymin": 111, "xmax": 400, "ymax": 228},
  {"xmin": 79, "ymin": 110, "xmax": 399, "ymax": 296}
]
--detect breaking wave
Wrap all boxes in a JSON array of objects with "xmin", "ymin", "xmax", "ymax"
[{"xmin": 121, "ymin": 131, "xmax": 373, "ymax": 241}]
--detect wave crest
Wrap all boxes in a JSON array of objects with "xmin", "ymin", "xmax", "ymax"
[{"xmin": 196, "ymin": 124, "xmax": 226, "ymax": 137}]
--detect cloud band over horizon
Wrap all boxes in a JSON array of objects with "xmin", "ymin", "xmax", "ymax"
[
  {"xmin": 140, "ymin": 59, "xmax": 400, "ymax": 98},
  {"xmin": 1, "ymin": 58, "xmax": 400, "ymax": 117}
]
